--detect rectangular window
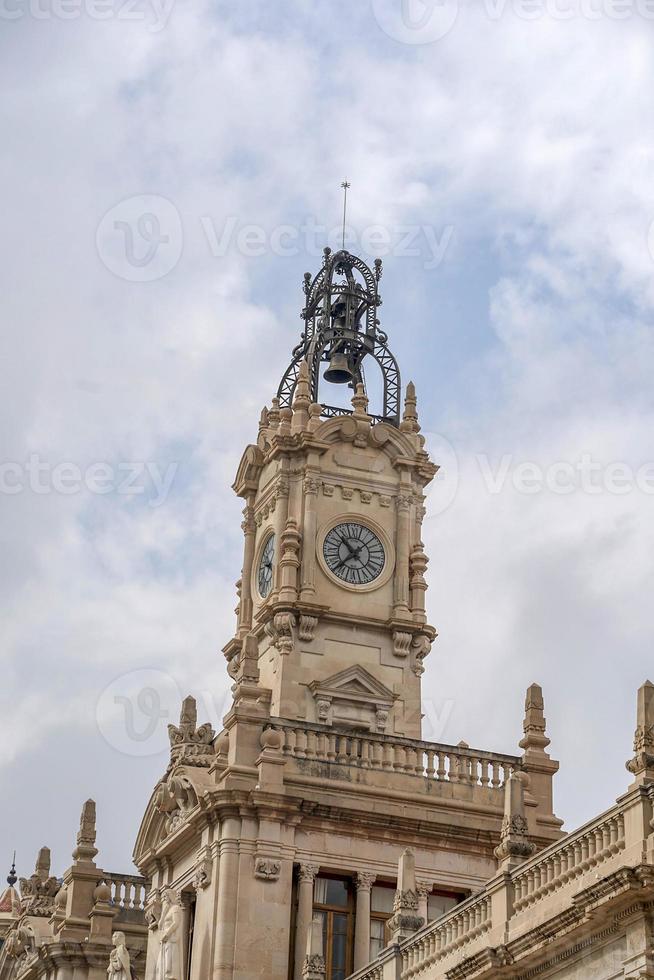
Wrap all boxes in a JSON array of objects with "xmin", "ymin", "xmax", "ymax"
[
  {"xmin": 313, "ymin": 876, "xmax": 354, "ymax": 980},
  {"xmin": 427, "ymin": 891, "xmax": 460, "ymax": 922},
  {"xmin": 370, "ymin": 883, "xmax": 395, "ymax": 960}
]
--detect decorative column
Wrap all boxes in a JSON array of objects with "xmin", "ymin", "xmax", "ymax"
[
  {"xmin": 213, "ymin": 813, "xmax": 241, "ymax": 980},
  {"xmin": 272, "ymin": 473, "xmax": 290, "ymax": 597},
  {"xmin": 353, "ymin": 872, "xmax": 376, "ymax": 971},
  {"xmin": 303, "ymin": 914, "xmax": 326, "ymax": 980},
  {"xmin": 393, "ymin": 488, "xmax": 412, "ymax": 617},
  {"xmin": 416, "ymin": 882, "xmax": 432, "ymax": 928},
  {"xmin": 300, "ymin": 471, "xmax": 320, "ymax": 602},
  {"xmin": 387, "ymin": 849, "xmax": 423, "ymax": 944},
  {"xmin": 294, "ymin": 863, "xmax": 319, "ymax": 980},
  {"xmin": 626, "ymin": 680, "xmax": 654, "ymax": 787},
  {"xmin": 238, "ymin": 490, "xmax": 257, "ymax": 638}
]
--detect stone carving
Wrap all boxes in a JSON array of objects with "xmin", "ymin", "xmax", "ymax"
[
  {"xmin": 322, "ymin": 483, "xmax": 335, "ymax": 496},
  {"xmin": 388, "ymin": 849, "xmax": 424, "ymax": 940},
  {"xmin": 193, "ymin": 846, "xmax": 212, "ymax": 891},
  {"xmin": 5, "ymin": 923, "xmax": 36, "ymax": 963},
  {"xmin": 254, "ymin": 857, "xmax": 281, "ymax": 881},
  {"xmin": 298, "ymin": 614, "xmax": 318, "ymax": 642},
  {"xmin": 155, "ymin": 889, "xmax": 183, "ymax": 980},
  {"xmin": 379, "ymin": 495, "xmax": 391, "ymax": 507},
  {"xmin": 298, "ymin": 863, "xmax": 319, "ymax": 884},
  {"xmin": 303, "ymin": 476, "xmax": 320, "ymax": 495},
  {"xmin": 107, "ymin": 931, "xmax": 131, "ymax": 980},
  {"xmin": 316, "ymin": 699, "xmax": 331, "ymax": 722},
  {"xmin": 303, "ymin": 954, "xmax": 326, "ymax": 979},
  {"xmin": 494, "ymin": 773, "xmax": 536, "ymax": 868},
  {"xmin": 355, "ymin": 871, "xmax": 376, "ymax": 891},
  {"xmin": 167, "ymin": 696, "xmax": 215, "ymax": 770},
  {"xmin": 411, "ymin": 633, "xmax": 432, "ymax": 676},
  {"xmin": 375, "ymin": 709, "xmax": 389, "ymax": 732},
  {"xmin": 18, "ymin": 847, "xmax": 59, "ymax": 916},
  {"xmin": 392, "ymin": 630, "xmax": 412, "ymax": 658},
  {"xmin": 144, "ymin": 889, "xmax": 162, "ymax": 931},
  {"xmin": 269, "ymin": 611, "xmax": 296, "ymax": 655},
  {"xmin": 155, "ymin": 773, "xmax": 199, "ymax": 837},
  {"xmin": 359, "ymin": 490, "xmax": 372, "ymax": 504},
  {"xmin": 340, "ymin": 486, "xmax": 353, "ymax": 500}
]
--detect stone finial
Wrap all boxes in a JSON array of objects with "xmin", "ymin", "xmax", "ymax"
[
  {"xmin": 626, "ymin": 680, "xmax": 654, "ymax": 785},
  {"xmin": 387, "ymin": 848, "xmax": 424, "ymax": 943},
  {"xmin": 258, "ymin": 406, "xmax": 270, "ymax": 434},
  {"xmin": 303, "ymin": 914, "xmax": 326, "ymax": 980},
  {"xmin": 268, "ymin": 397, "xmax": 281, "ymax": 431},
  {"xmin": 292, "ymin": 360, "xmax": 311, "ymax": 432},
  {"xmin": 400, "ymin": 381, "xmax": 421, "ymax": 434},
  {"xmin": 351, "ymin": 383, "xmax": 369, "ymax": 419},
  {"xmin": 494, "ymin": 773, "xmax": 536, "ymax": 871},
  {"xmin": 167, "ymin": 696, "xmax": 215, "ymax": 771},
  {"xmin": 73, "ymin": 799, "xmax": 98, "ymax": 864},
  {"xmin": 519, "ymin": 683, "xmax": 551, "ymax": 754},
  {"xmin": 18, "ymin": 848, "xmax": 59, "ymax": 917}
]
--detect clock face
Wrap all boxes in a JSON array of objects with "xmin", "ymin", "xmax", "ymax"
[
  {"xmin": 322, "ymin": 522, "xmax": 385, "ymax": 586},
  {"xmin": 257, "ymin": 533, "xmax": 275, "ymax": 598}
]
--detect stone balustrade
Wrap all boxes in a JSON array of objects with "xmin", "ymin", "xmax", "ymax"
[
  {"xmin": 401, "ymin": 892, "xmax": 492, "ymax": 977},
  {"xmin": 512, "ymin": 804, "xmax": 625, "ymax": 911},
  {"xmin": 102, "ymin": 872, "xmax": 149, "ymax": 920},
  {"xmin": 346, "ymin": 790, "xmax": 644, "ymax": 980},
  {"xmin": 267, "ymin": 719, "xmax": 519, "ymax": 789}
]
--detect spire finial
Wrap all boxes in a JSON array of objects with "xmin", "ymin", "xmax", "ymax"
[
  {"xmin": 340, "ymin": 179, "xmax": 350, "ymax": 250},
  {"xmin": 7, "ymin": 851, "xmax": 16, "ymax": 887}
]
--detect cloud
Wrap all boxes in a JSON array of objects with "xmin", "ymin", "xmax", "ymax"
[{"xmin": 1, "ymin": 1, "xmax": 653, "ymax": 872}]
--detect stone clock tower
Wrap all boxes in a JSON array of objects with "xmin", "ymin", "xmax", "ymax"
[
  {"xmin": 225, "ymin": 247, "xmax": 438, "ymax": 739},
  {"xmin": 129, "ymin": 247, "xmax": 561, "ymax": 980}
]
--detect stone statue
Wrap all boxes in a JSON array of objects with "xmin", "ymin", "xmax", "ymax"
[
  {"xmin": 155, "ymin": 889, "xmax": 183, "ymax": 980},
  {"xmin": 107, "ymin": 931, "xmax": 131, "ymax": 980}
]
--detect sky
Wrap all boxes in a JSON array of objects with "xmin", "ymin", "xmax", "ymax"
[{"xmin": 1, "ymin": 0, "xmax": 654, "ymax": 877}]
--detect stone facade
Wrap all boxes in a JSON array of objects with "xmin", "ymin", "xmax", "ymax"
[{"xmin": 0, "ymin": 248, "xmax": 645, "ymax": 980}]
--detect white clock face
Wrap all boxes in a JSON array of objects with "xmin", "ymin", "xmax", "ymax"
[
  {"xmin": 322, "ymin": 522, "xmax": 385, "ymax": 586},
  {"xmin": 257, "ymin": 533, "xmax": 275, "ymax": 598}
]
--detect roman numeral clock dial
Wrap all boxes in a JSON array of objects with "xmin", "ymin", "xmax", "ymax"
[
  {"xmin": 322, "ymin": 522, "xmax": 385, "ymax": 586},
  {"xmin": 257, "ymin": 533, "xmax": 275, "ymax": 598}
]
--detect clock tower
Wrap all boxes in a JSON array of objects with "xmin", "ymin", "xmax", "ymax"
[{"xmin": 225, "ymin": 247, "xmax": 438, "ymax": 739}]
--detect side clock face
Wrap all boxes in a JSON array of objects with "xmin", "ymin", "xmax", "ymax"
[
  {"xmin": 323, "ymin": 522, "xmax": 385, "ymax": 586},
  {"xmin": 257, "ymin": 533, "xmax": 275, "ymax": 598}
]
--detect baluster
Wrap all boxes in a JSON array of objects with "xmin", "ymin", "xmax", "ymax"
[
  {"xmin": 305, "ymin": 729, "xmax": 316, "ymax": 760},
  {"xmin": 394, "ymin": 745, "xmax": 406, "ymax": 772},
  {"xmin": 382, "ymin": 742, "xmax": 393, "ymax": 769},
  {"xmin": 286, "ymin": 728, "xmax": 297, "ymax": 757},
  {"xmin": 491, "ymin": 761, "xmax": 501, "ymax": 788},
  {"xmin": 295, "ymin": 728, "xmax": 307, "ymax": 759},
  {"xmin": 414, "ymin": 747, "xmax": 424, "ymax": 776},
  {"xmin": 360, "ymin": 738, "xmax": 370, "ymax": 768},
  {"xmin": 425, "ymin": 749, "xmax": 435, "ymax": 779},
  {"xmin": 447, "ymin": 753, "xmax": 458, "ymax": 782},
  {"xmin": 480, "ymin": 759, "xmax": 490, "ymax": 786},
  {"xmin": 436, "ymin": 752, "xmax": 446, "ymax": 781},
  {"xmin": 327, "ymin": 733, "xmax": 336, "ymax": 762}
]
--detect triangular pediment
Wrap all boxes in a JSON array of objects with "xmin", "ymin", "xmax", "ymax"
[{"xmin": 309, "ymin": 665, "xmax": 395, "ymax": 704}]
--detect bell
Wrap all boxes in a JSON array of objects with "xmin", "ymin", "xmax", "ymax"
[{"xmin": 324, "ymin": 351, "xmax": 354, "ymax": 384}]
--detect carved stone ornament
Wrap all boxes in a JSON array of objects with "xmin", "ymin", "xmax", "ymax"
[
  {"xmin": 268, "ymin": 611, "xmax": 296, "ymax": 655},
  {"xmin": 298, "ymin": 614, "xmax": 318, "ymax": 642},
  {"xmin": 155, "ymin": 773, "xmax": 199, "ymax": 837},
  {"xmin": 303, "ymin": 954, "xmax": 326, "ymax": 979},
  {"xmin": 254, "ymin": 857, "xmax": 281, "ymax": 881},
  {"xmin": 18, "ymin": 848, "xmax": 59, "ymax": 917},
  {"xmin": 392, "ymin": 630, "xmax": 412, "ymax": 658},
  {"xmin": 387, "ymin": 890, "xmax": 424, "ymax": 935},
  {"xmin": 144, "ymin": 889, "xmax": 162, "ymax": 931},
  {"xmin": 193, "ymin": 847, "xmax": 213, "ymax": 891},
  {"xmin": 167, "ymin": 696, "xmax": 216, "ymax": 770},
  {"xmin": 5, "ymin": 923, "xmax": 36, "ymax": 962}
]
